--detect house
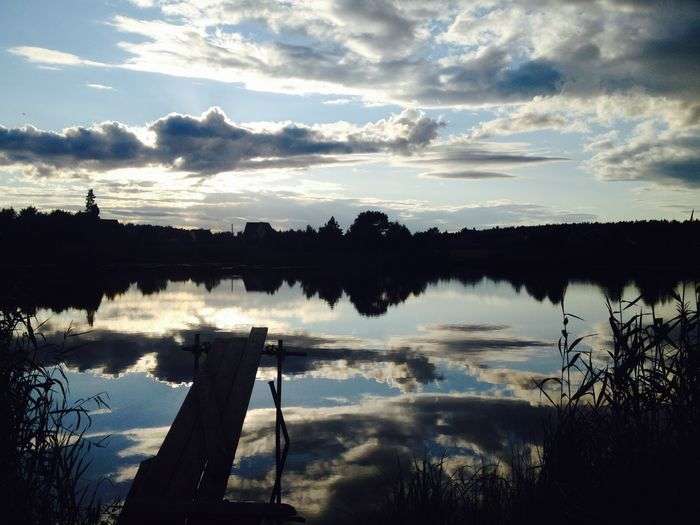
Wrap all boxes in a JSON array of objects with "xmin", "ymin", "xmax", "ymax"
[{"xmin": 243, "ymin": 222, "xmax": 275, "ymax": 241}]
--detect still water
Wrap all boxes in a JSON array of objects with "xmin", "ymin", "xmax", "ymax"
[{"xmin": 32, "ymin": 271, "xmax": 682, "ymax": 523}]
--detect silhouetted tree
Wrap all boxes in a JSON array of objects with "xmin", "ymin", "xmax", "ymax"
[
  {"xmin": 0, "ymin": 207, "xmax": 16, "ymax": 227},
  {"xmin": 18, "ymin": 206, "xmax": 38, "ymax": 220},
  {"xmin": 385, "ymin": 221, "xmax": 412, "ymax": 247},
  {"xmin": 85, "ymin": 189, "xmax": 100, "ymax": 219},
  {"xmin": 319, "ymin": 216, "xmax": 343, "ymax": 244},
  {"xmin": 347, "ymin": 211, "xmax": 390, "ymax": 248},
  {"xmin": 1, "ymin": 200, "xmax": 699, "ymax": 273}
]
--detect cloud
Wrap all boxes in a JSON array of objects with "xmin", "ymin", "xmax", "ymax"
[
  {"xmin": 399, "ymin": 138, "xmax": 567, "ymax": 179},
  {"xmin": 588, "ymin": 121, "xmax": 700, "ymax": 188},
  {"xmin": 429, "ymin": 324, "xmax": 511, "ymax": 333},
  {"xmin": 0, "ymin": 107, "xmax": 566, "ymax": 182},
  {"xmin": 322, "ymin": 99, "xmax": 353, "ymax": 105},
  {"xmin": 86, "ymin": 83, "xmax": 115, "ymax": 91},
  {"xmin": 407, "ymin": 141, "xmax": 567, "ymax": 166},
  {"xmin": 469, "ymin": 109, "xmax": 585, "ymax": 139},
  {"xmin": 8, "ymin": 46, "xmax": 105, "ymax": 67},
  {"xmin": 127, "ymin": 190, "xmax": 594, "ymax": 231},
  {"xmin": 420, "ymin": 170, "xmax": 515, "ymax": 180},
  {"xmin": 0, "ymin": 121, "xmax": 150, "ymax": 176},
  {"xmin": 127, "ymin": 0, "xmax": 155, "ymax": 7},
  {"xmin": 10, "ymin": 0, "xmax": 699, "ymax": 110},
  {"xmin": 0, "ymin": 107, "xmax": 443, "ymax": 177}
]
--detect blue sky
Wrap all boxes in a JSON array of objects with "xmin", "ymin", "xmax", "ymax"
[{"xmin": 0, "ymin": 0, "xmax": 698, "ymax": 231}]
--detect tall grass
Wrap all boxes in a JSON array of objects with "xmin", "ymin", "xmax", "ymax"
[
  {"xmin": 0, "ymin": 308, "xmax": 116, "ymax": 525},
  {"xmin": 377, "ymin": 284, "xmax": 699, "ymax": 524}
]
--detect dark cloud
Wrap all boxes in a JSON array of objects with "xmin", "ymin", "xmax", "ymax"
[
  {"xmin": 588, "ymin": 125, "xmax": 700, "ymax": 188},
  {"xmin": 645, "ymin": 158, "xmax": 700, "ymax": 188},
  {"xmin": 430, "ymin": 324, "xmax": 510, "ymax": 333},
  {"xmin": 0, "ymin": 108, "xmax": 442, "ymax": 177},
  {"xmin": 411, "ymin": 143, "xmax": 568, "ymax": 166},
  {"xmin": 418, "ymin": 336, "xmax": 549, "ymax": 353},
  {"xmin": 0, "ymin": 122, "xmax": 149, "ymax": 175},
  {"xmin": 150, "ymin": 109, "xmax": 354, "ymax": 174}
]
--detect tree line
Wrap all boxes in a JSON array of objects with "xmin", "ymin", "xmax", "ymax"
[{"xmin": 1, "ymin": 190, "xmax": 698, "ymax": 269}]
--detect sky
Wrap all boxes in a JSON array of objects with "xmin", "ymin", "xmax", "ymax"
[{"xmin": 0, "ymin": 0, "xmax": 698, "ymax": 231}]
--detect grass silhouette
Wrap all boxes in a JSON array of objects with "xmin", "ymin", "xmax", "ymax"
[
  {"xmin": 0, "ymin": 309, "xmax": 117, "ymax": 524},
  {"xmin": 376, "ymin": 285, "xmax": 699, "ymax": 524}
]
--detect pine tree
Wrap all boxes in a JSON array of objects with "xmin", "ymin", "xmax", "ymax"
[
  {"xmin": 319, "ymin": 216, "xmax": 343, "ymax": 242},
  {"xmin": 85, "ymin": 189, "xmax": 100, "ymax": 219}
]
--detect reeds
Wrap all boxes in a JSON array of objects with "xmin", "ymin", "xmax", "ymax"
[
  {"xmin": 0, "ymin": 308, "xmax": 116, "ymax": 525},
  {"xmin": 376, "ymin": 283, "xmax": 699, "ymax": 524},
  {"xmin": 378, "ymin": 449, "xmax": 539, "ymax": 525}
]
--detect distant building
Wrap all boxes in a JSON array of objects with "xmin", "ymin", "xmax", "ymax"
[
  {"xmin": 243, "ymin": 222, "xmax": 275, "ymax": 241},
  {"xmin": 189, "ymin": 228, "xmax": 214, "ymax": 242}
]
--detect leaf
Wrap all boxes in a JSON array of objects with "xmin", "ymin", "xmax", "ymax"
[
  {"xmin": 622, "ymin": 295, "xmax": 643, "ymax": 310},
  {"xmin": 564, "ymin": 352, "xmax": 582, "ymax": 371},
  {"xmin": 568, "ymin": 334, "xmax": 595, "ymax": 352}
]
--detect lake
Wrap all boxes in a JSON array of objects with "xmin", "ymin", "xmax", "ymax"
[{"xmin": 25, "ymin": 269, "xmax": 684, "ymax": 523}]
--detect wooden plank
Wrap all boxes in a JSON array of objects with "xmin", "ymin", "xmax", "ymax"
[
  {"xmin": 122, "ymin": 457, "xmax": 154, "ymax": 501},
  {"xmin": 196, "ymin": 327, "xmax": 267, "ymax": 500},
  {"xmin": 118, "ymin": 343, "xmax": 232, "ymax": 525},
  {"xmin": 119, "ymin": 329, "xmax": 268, "ymax": 524},
  {"xmin": 164, "ymin": 339, "xmax": 246, "ymax": 503},
  {"xmin": 144, "ymin": 341, "xmax": 230, "ymax": 496}
]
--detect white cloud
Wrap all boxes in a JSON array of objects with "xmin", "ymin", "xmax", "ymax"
[
  {"xmin": 587, "ymin": 121, "xmax": 700, "ymax": 188},
  {"xmin": 322, "ymin": 98, "xmax": 353, "ymax": 105},
  {"xmin": 8, "ymin": 46, "xmax": 105, "ymax": 67},
  {"xmin": 12, "ymin": 0, "xmax": 698, "ymax": 112},
  {"xmin": 127, "ymin": 0, "xmax": 155, "ymax": 7},
  {"xmin": 86, "ymin": 83, "xmax": 115, "ymax": 91}
]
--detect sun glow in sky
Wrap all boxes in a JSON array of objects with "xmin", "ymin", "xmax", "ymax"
[{"xmin": 0, "ymin": 0, "xmax": 698, "ymax": 231}]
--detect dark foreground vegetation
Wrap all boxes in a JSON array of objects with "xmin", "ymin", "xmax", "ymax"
[
  {"xmin": 0, "ymin": 309, "xmax": 115, "ymax": 524},
  {"xmin": 1, "ymin": 196, "xmax": 699, "ymax": 270},
  {"xmin": 375, "ymin": 287, "xmax": 699, "ymax": 524}
]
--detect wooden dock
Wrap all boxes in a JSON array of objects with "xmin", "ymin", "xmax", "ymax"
[{"xmin": 118, "ymin": 327, "xmax": 302, "ymax": 524}]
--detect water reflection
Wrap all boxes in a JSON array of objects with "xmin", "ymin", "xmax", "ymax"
[
  {"xmin": 2, "ymin": 266, "xmax": 687, "ymax": 320},
  {"xmin": 56, "ymin": 322, "xmax": 551, "ymax": 393},
  {"xmin": 89, "ymin": 394, "xmax": 547, "ymax": 523},
  {"xmin": 2, "ymin": 268, "xmax": 692, "ymax": 522}
]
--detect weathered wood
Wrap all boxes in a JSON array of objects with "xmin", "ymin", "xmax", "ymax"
[
  {"xmin": 142, "ymin": 340, "xmax": 230, "ymax": 498},
  {"xmin": 164, "ymin": 339, "xmax": 247, "ymax": 503},
  {"xmin": 122, "ymin": 457, "xmax": 154, "ymax": 502},
  {"xmin": 118, "ymin": 328, "xmax": 269, "ymax": 524},
  {"xmin": 197, "ymin": 327, "xmax": 267, "ymax": 500}
]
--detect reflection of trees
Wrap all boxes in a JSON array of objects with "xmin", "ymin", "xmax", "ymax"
[
  {"xmin": 136, "ymin": 276, "xmax": 169, "ymax": 295},
  {"xmin": 0, "ymin": 266, "xmax": 691, "ymax": 319},
  {"xmin": 242, "ymin": 273, "xmax": 284, "ymax": 294},
  {"xmin": 289, "ymin": 271, "xmax": 433, "ymax": 316}
]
